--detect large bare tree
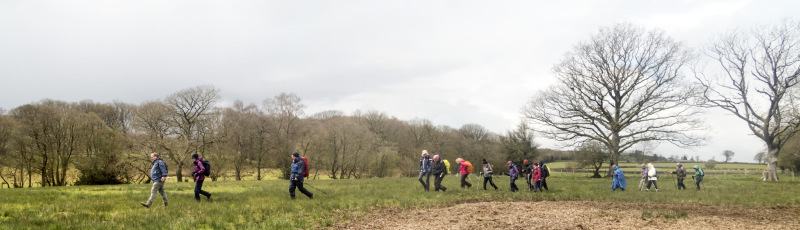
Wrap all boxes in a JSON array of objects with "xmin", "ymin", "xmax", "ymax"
[
  {"xmin": 523, "ymin": 23, "xmax": 706, "ymax": 169},
  {"xmin": 162, "ymin": 85, "xmax": 221, "ymax": 182},
  {"xmin": 695, "ymin": 20, "xmax": 800, "ymax": 181}
]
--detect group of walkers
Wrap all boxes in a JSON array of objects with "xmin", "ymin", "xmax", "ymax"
[
  {"xmin": 418, "ymin": 150, "xmax": 552, "ymax": 193},
  {"xmin": 140, "ymin": 152, "xmax": 213, "ymax": 208},
  {"xmin": 612, "ymin": 162, "xmax": 705, "ymax": 192}
]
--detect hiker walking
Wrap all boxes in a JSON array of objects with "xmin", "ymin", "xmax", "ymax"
[
  {"xmin": 646, "ymin": 163, "xmax": 659, "ymax": 192},
  {"xmin": 539, "ymin": 161, "xmax": 550, "ymax": 191},
  {"xmin": 692, "ymin": 165, "xmax": 704, "ymax": 190},
  {"xmin": 191, "ymin": 153, "xmax": 212, "ymax": 202},
  {"xmin": 456, "ymin": 158, "xmax": 472, "ymax": 189},
  {"xmin": 479, "ymin": 159, "xmax": 498, "ymax": 190},
  {"xmin": 289, "ymin": 152, "xmax": 313, "ymax": 200},
  {"xmin": 532, "ymin": 162, "xmax": 542, "ymax": 192},
  {"xmin": 141, "ymin": 152, "xmax": 168, "ymax": 208},
  {"xmin": 611, "ymin": 164, "xmax": 626, "ymax": 191},
  {"xmin": 504, "ymin": 161, "xmax": 520, "ymax": 192},
  {"xmin": 671, "ymin": 163, "xmax": 687, "ymax": 190},
  {"xmin": 638, "ymin": 164, "xmax": 648, "ymax": 191},
  {"xmin": 431, "ymin": 155, "xmax": 447, "ymax": 192},
  {"xmin": 418, "ymin": 150, "xmax": 433, "ymax": 191},
  {"xmin": 522, "ymin": 160, "xmax": 533, "ymax": 191}
]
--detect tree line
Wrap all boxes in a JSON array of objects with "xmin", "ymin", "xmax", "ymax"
[{"xmin": 0, "ymin": 87, "xmax": 540, "ymax": 187}]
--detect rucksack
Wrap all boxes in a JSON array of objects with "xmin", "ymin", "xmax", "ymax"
[
  {"xmin": 200, "ymin": 159, "xmax": 211, "ymax": 177},
  {"xmin": 698, "ymin": 168, "xmax": 704, "ymax": 176},
  {"xmin": 301, "ymin": 157, "xmax": 310, "ymax": 177},
  {"xmin": 443, "ymin": 159, "xmax": 451, "ymax": 174},
  {"xmin": 464, "ymin": 160, "xmax": 473, "ymax": 174}
]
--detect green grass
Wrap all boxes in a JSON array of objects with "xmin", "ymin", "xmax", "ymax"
[{"xmin": 1, "ymin": 173, "xmax": 798, "ymax": 229}]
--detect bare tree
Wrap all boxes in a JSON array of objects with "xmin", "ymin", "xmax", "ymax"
[
  {"xmin": 162, "ymin": 85, "xmax": 221, "ymax": 182},
  {"xmin": 695, "ymin": 20, "xmax": 800, "ymax": 181},
  {"xmin": 523, "ymin": 23, "xmax": 706, "ymax": 170},
  {"xmin": 722, "ymin": 150, "xmax": 736, "ymax": 163},
  {"xmin": 263, "ymin": 93, "xmax": 306, "ymax": 179}
]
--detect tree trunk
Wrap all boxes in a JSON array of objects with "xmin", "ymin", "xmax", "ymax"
[
  {"xmin": 764, "ymin": 148, "xmax": 779, "ymax": 181},
  {"xmin": 176, "ymin": 163, "xmax": 183, "ymax": 182}
]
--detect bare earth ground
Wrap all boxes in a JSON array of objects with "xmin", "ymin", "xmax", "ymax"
[{"xmin": 330, "ymin": 201, "xmax": 800, "ymax": 229}]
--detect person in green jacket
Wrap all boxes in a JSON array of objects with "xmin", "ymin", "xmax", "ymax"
[{"xmin": 692, "ymin": 165, "xmax": 704, "ymax": 190}]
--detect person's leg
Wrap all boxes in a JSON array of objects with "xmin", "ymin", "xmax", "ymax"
[
  {"xmin": 297, "ymin": 181, "xmax": 313, "ymax": 198},
  {"xmin": 417, "ymin": 172, "xmax": 425, "ymax": 189},
  {"xmin": 289, "ymin": 180, "xmax": 297, "ymax": 199},
  {"xmin": 696, "ymin": 176, "xmax": 703, "ymax": 190},
  {"xmin": 146, "ymin": 182, "xmax": 158, "ymax": 205},
  {"xmin": 483, "ymin": 177, "xmax": 489, "ymax": 190},
  {"xmin": 490, "ymin": 178, "xmax": 498, "ymax": 189},
  {"xmin": 646, "ymin": 180, "xmax": 652, "ymax": 190},
  {"xmin": 425, "ymin": 172, "xmax": 431, "ymax": 191},
  {"xmin": 541, "ymin": 178, "xmax": 548, "ymax": 191},
  {"xmin": 526, "ymin": 175, "xmax": 532, "ymax": 191},
  {"xmin": 653, "ymin": 181, "xmax": 659, "ymax": 191},
  {"xmin": 157, "ymin": 181, "xmax": 167, "ymax": 205},
  {"xmin": 460, "ymin": 174, "xmax": 466, "ymax": 188},
  {"xmin": 194, "ymin": 180, "xmax": 203, "ymax": 201}
]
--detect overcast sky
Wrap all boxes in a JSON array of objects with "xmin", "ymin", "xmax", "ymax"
[{"xmin": 1, "ymin": 1, "xmax": 797, "ymax": 163}]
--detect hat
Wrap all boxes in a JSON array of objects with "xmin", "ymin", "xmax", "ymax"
[
  {"xmin": 482, "ymin": 159, "xmax": 487, "ymax": 165},
  {"xmin": 433, "ymin": 155, "xmax": 440, "ymax": 160},
  {"xmin": 534, "ymin": 162, "xmax": 539, "ymax": 166},
  {"xmin": 677, "ymin": 163, "xmax": 682, "ymax": 166},
  {"xmin": 292, "ymin": 152, "xmax": 300, "ymax": 157},
  {"xmin": 507, "ymin": 161, "xmax": 513, "ymax": 165},
  {"xmin": 191, "ymin": 153, "xmax": 199, "ymax": 159},
  {"xmin": 524, "ymin": 159, "xmax": 529, "ymax": 164}
]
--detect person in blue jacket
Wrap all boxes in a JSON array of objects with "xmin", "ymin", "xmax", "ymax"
[
  {"xmin": 611, "ymin": 164, "xmax": 626, "ymax": 191},
  {"xmin": 290, "ymin": 152, "xmax": 313, "ymax": 200},
  {"xmin": 418, "ymin": 150, "xmax": 433, "ymax": 191}
]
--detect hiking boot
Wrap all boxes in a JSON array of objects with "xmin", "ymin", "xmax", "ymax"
[
  {"xmin": 141, "ymin": 202, "xmax": 151, "ymax": 208},
  {"xmin": 655, "ymin": 189, "xmax": 659, "ymax": 192},
  {"xmin": 207, "ymin": 194, "xmax": 212, "ymax": 200},
  {"xmin": 291, "ymin": 197, "xmax": 296, "ymax": 200},
  {"xmin": 309, "ymin": 194, "xmax": 314, "ymax": 199},
  {"xmin": 164, "ymin": 202, "xmax": 168, "ymax": 207},
  {"xmin": 646, "ymin": 189, "xmax": 649, "ymax": 192}
]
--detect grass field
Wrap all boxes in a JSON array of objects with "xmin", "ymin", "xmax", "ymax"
[{"xmin": 1, "ymin": 172, "xmax": 798, "ymax": 229}]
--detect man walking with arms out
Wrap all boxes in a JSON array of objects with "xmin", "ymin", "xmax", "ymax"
[{"xmin": 141, "ymin": 152, "xmax": 168, "ymax": 208}]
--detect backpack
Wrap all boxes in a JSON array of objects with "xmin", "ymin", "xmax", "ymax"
[
  {"xmin": 301, "ymin": 157, "xmax": 310, "ymax": 177},
  {"xmin": 200, "ymin": 159, "xmax": 211, "ymax": 177},
  {"xmin": 464, "ymin": 161, "xmax": 473, "ymax": 174},
  {"xmin": 698, "ymin": 168, "xmax": 704, "ymax": 176},
  {"xmin": 443, "ymin": 159, "xmax": 451, "ymax": 174}
]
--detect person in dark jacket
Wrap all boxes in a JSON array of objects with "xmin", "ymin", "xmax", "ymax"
[
  {"xmin": 504, "ymin": 161, "xmax": 520, "ymax": 192},
  {"xmin": 141, "ymin": 152, "xmax": 168, "ymax": 208},
  {"xmin": 539, "ymin": 161, "xmax": 550, "ymax": 191},
  {"xmin": 418, "ymin": 150, "xmax": 432, "ymax": 191},
  {"xmin": 431, "ymin": 155, "xmax": 447, "ymax": 192},
  {"xmin": 191, "ymin": 154, "xmax": 212, "ymax": 202},
  {"xmin": 671, "ymin": 163, "xmax": 687, "ymax": 190},
  {"xmin": 479, "ymin": 159, "xmax": 498, "ymax": 190},
  {"xmin": 289, "ymin": 152, "xmax": 313, "ymax": 200},
  {"xmin": 522, "ymin": 159, "xmax": 532, "ymax": 191}
]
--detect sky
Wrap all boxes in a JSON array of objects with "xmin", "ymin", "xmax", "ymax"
[{"xmin": 1, "ymin": 0, "xmax": 797, "ymax": 163}]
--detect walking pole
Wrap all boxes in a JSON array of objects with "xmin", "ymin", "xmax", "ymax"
[{"xmin": 304, "ymin": 182, "xmax": 328, "ymax": 195}]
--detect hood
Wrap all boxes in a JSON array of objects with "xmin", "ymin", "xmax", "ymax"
[{"xmin": 693, "ymin": 165, "xmax": 699, "ymax": 169}]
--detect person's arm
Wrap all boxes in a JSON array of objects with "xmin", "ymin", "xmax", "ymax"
[
  {"xmin": 158, "ymin": 160, "xmax": 168, "ymax": 182},
  {"xmin": 197, "ymin": 160, "xmax": 206, "ymax": 176}
]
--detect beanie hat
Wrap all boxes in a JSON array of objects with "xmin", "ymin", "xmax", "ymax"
[
  {"xmin": 191, "ymin": 153, "xmax": 199, "ymax": 159},
  {"xmin": 507, "ymin": 161, "xmax": 513, "ymax": 165},
  {"xmin": 534, "ymin": 162, "xmax": 539, "ymax": 166},
  {"xmin": 524, "ymin": 159, "xmax": 529, "ymax": 164},
  {"xmin": 292, "ymin": 152, "xmax": 300, "ymax": 158},
  {"xmin": 433, "ymin": 155, "xmax": 440, "ymax": 160}
]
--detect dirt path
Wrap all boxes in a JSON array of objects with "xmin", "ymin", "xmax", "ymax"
[{"xmin": 330, "ymin": 201, "xmax": 800, "ymax": 229}]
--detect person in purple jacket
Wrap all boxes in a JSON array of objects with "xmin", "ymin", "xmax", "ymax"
[
  {"xmin": 191, "ymin": 153, "xmax": 212, "ymax": 202},
  {"xmin": 504, "ymin": 161, "xmax": 520, "ymax": 192}
]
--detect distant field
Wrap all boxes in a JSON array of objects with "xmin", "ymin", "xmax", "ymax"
[{"xmin": 1, "ymin": 172, "xmax": 798, "ymax": 229}]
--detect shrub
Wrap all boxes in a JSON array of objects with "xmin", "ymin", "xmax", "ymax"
[{"xmin": 706, "ymin": 159, "xmax": 718, "ymax": 169}]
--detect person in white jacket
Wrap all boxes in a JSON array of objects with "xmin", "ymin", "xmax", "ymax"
[{"xmin": 645, "ymin": 163, "xmax": 659, "ymax": 192}]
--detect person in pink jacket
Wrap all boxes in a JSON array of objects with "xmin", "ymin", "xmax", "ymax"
[
  {"xmin": 456, "ymin": 158, "xmax": 472, "ymax": 189},
  {"xmin": 532, "ymin": 162, "xmax": 542, "ymax": 192},
  {"xmin": 191, "ymin": 153, "xmax": 212, "ymax": 202}
]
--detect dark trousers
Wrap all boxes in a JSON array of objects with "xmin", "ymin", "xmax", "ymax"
[
  {"xmin": 525, "ymin": 174, "xmax": 532, "ymax": 190},
  {"xmin": 460, "ymin": 174, "xmax": 472, "ymax": 188},
  {"xmin": 290, "ymin": 179, "xmax": 313, "ymax": 199},
  {"xmin": 647, "ymin": 180, "xmax": 659, "ymax": 190},
  {"xmin": 541, "ymin": 177, "xmax": 548, "ymax": 190},
  {"xmin": 483, "ymin": 177, "xmax": 497, "ymax": 190},
  {"xmin": 418, "ymin": 172, "xmax": 431, "ymax": 191},
  {"xmin": 434, "ymin": 174, "xmax": 447, "ymax": 191},
  {"xmin": 677, "ymin": 178, "xmax": 686, "ymax": 190},
  {"xmin": 510, "ymin": 178, "xmax": 519, "ymax": 192},
  {"xmin": 194, "ymin": 180, "xmax": 211, "ymax": 201},
  {"xmin": 695, "ymin": 175, "xmax": 703, "ymax": 190},
  {"xmin": 533, "ymin": 180, "xmax": 541, "ymax": 192}
]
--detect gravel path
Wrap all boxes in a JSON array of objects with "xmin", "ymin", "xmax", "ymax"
[{"xmin": 331, "ymin": 201, "xmax": 800, "ymax": 229}]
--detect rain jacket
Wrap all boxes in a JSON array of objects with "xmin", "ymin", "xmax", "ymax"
[
  {"xmin": 419, "ymin": 156, "xmax": 432, "ymax": 173},
  {"xmin": 192, "ymin": 158, "xmax": 206, "ymax": 182},
  {"xmin": 532, "ymin": 166, "xmax": 541, "ymax": 182},
  {"xmin": 641, "ymin": 165, "xmax": 649, "ymax": 179},
  {"xmin": 539, "ymin": 162, "xmax": 550, "ymax": 178},
  {"xmin": 150, "ymin": 158, "xmax": 168, "ymax": 182},
  {"xmin": 443, "ymin": 159, "xmax": 451, "ymax": 174},
  {"xmin": 432, "ymin": 160, "xmax": 446, "ymax": 177},
  {"xmin": 505, "ymin": 164, "xmax": 519, "ymax": 180},
  {"xmin": 693, "ymin": 165, "xmax": 704, "ymax": 177},
  {"xmin": 459, "ymin": 161, "xmax": 469, "ymax": 175},
  {"xmin": 647, "ymin": 165, "xmax": 658, "ymax": 181},
  {"xmin": 291, "ymin": 158, "xmax": 306, "ymax": 182},
  {"xmin": 612, "ymin": 165, "xmax": 627, "ymax": 189},
  {"xmin": 482, "ymin": 164, "xmax": 494, "ymax": 178},
  {"xmin": 675, "ymin": 166, "xmax": 686, "ymax": 179}
]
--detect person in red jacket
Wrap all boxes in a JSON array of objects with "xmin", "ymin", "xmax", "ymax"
[
  {"xmin": 191, "ymin": 153, "xmax": 212, "ymax": 202},
  {"xmin": 532, "ymin": 162, "xmax": 542, "ymax": 192},
  {"xmin": 456, "ymin": 158, "xmax": 472, "ymax": 189}
]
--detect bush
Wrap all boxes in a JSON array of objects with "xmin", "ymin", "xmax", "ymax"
[{"xmin": 706, "ymin": 159, "xmax": 718, "ymax": 169}]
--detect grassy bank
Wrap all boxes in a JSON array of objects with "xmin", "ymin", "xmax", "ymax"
[{"xmin": 1, "ymin": 173, "xmax": 798, "ymax": 229}]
